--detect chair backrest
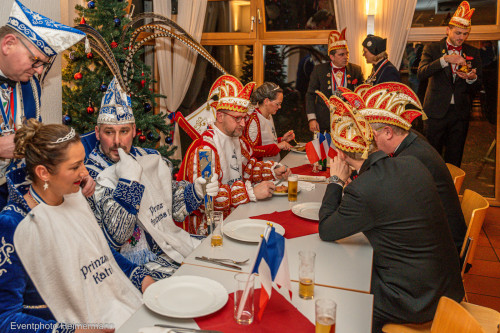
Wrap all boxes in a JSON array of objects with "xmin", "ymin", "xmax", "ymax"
[
  {"xmin": 430, "ymin": 296, "xmax": 485, "ymax": 333},
  {"xmin": 461, "ymin": 237, "xmax": 473, "ymax": 277},
  {"xmin": 460, "ymin": 189, "xmax": 489, "ymax": 268},
  {"xmin": 446, "ymin": 163, "xmax": 466, "ymax": 194}
]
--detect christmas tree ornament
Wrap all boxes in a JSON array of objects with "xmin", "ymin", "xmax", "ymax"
[
  {"xmin": 63, "ymin": 114, "xmax": 72, "ymax": 125},
  {"xmin": 86, "ymin": 52, "xmax": 93, "ymax": 59},
  {"xmin": 74, "ymin": 72, "xmax": 83, "ymax": 80},
  {"xmin": 140, "ymin": 70, "xmax": 145, "ymax": 88},
  {"xmin": 136, "ymin": 129, "xmax": 142, "ymax": 136},
  {"xmin": 86, "ymin": 106, "xmax": 95, "ymax": 114},
  {"xmin": 114, "ymin": 16, "xmax": 121, "ymax": 27},
  {"xmin": 87, "ymin": 1, "xmax": 95, "ymax": 9},
  {"xmin": 138, "ymin": 135, "xmax": 146, "ymax": 143},
  {"xmin": 69, "ymin": 51, "xmax": 75, "ymax": 61},
  {"xmin": 80, "ymin": 13, "xmax": 86, "ymax": 25},
  {"xmin": 144, "ymin": 102, "xmax": 152, "ymax": 112},
  {"xmin": 165, "ymin": 136, "xmax": 173, "ymax": 144},
  {"xmin": 147, "ymin": 132, "xmax": 157, "ymax": 141},
  {"xmin": 111, "ymin": 41, "xmax": 118, "ymax": 48},
  {"xmin": 99, "ymin": 83, "xmax": 108, "ymax": 92}
]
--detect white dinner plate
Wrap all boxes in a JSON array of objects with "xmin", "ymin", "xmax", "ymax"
[
  {"xmin": 291, "ymin": 202, "xmax": 322, "ymax": 221},
  {"xmin": 143, "ymin": 275, "xmax": 228, "ymax": 318},
  {"xmin": 290, "ymin": 143, "xmax": 307, "ymax": 154},
  {"xmin": 223, "ymin": 219, "xmax": 285, "ymax": 242}
]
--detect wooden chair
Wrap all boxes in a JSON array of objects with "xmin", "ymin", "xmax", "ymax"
[
  {"xmin": 382, "ymin": 296, "xmax": 500, "ymax": 333},
  {"xmin": 446, "ymin": 163, "xmax": 466, "ymax": 194},
  {"xmin": 460, "ymin": 189, "xmax": 489, "ymax": 272}
]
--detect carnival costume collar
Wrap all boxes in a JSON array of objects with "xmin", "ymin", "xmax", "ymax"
[{"xmin": 7, "ymin": 0, "xmax": 86, "ymax": 58}]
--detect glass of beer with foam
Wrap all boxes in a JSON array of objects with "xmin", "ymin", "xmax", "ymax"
[
  {"xmin": 210, "ymin": 211, "xmax": 223, "ymax": 247},
  {"xmin": 288, "ymin": 174, "xmax": 298, "ymax": 202},
  {"xmin": 315, "ymin": 298, "xmax": 337, "ymax": 333}
]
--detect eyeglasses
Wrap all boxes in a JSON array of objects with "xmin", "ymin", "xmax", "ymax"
[
  {"xmin": 222, "ymin": 112, "xmax": 249, "ymax": 123},
  {"xmin": 17, "ymin": 37, "xmax": 52, "ymax": 69}
]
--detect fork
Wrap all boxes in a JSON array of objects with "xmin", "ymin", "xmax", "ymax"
[{"xmin": 203, "ymin": 256, "xmax": 249, "ymax": 265}]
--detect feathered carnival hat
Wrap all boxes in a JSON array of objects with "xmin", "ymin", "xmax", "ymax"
[
  {"xmin": 98, "ymin": 77, "xmax": 135, "ymax": 125},
  {"xmin": 6, "ymin": 0, "xmax": 85, "ymax": 57},
  {"xmin": 356, "ymin": 82, "xmax": 426, "ymax": 130},
  {"xmin": 208, "ymin": 75, "xmax": 256, "ymax": 113},
  {"xmin": 449, "ymin": 1, "xmax": 475, "ymax": 29},
  {"xmin": 316, "ymin": 90, "xmax": 373, "ymax": 159},
  {"xmin": 328, "ymin": 28, "xmax": 348, "ymax": 54}
]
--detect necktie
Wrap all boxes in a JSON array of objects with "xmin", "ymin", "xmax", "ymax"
[{"xmin": 0, "ymin": 75, "xmax": 16, "ymax": 89}]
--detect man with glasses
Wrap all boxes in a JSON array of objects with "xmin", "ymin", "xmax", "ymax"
[
  {"xmin": 178, "ymin": 75, "xmax": 290, "ymax": 234},
  {"xmin": 0, "ymin": 0, "xmax": 86, "ymax": 208}
]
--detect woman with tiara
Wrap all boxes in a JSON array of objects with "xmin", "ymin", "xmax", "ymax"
[
  {"xmin": 0, "ymin": 119, "xmax": 154, "ymax": 332},
  {"xmin": 243, "ymin": 82, "xmax": 295, "ymax": 162}
]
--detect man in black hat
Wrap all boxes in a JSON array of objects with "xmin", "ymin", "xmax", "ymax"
[{"xmin": 362, "ymin": 35, "xmax": 400, "ymax": 84}]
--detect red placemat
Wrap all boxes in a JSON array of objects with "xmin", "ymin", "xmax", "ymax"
[
  {"xmin": 290, "ymin": 164, "xmax": 330, "ymax": 178},
  {"xmin": 195, "ymin": 289, "xmax": 314, "ymax": 332},
  {"xmin": 250, "ymin": 210, "xmax": 318, "ymax": 239}
]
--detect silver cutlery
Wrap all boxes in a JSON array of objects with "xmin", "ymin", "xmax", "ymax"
[
  {"xmin": 195, "ymin": 256, "xmax": 242, "ymax": 270},
  {"xmin": 154, "ymin": 324, "xmax": 223, "ymax": 333},
  {"xmin": 202, "ymin": 256, "xmax": 249, "ymax": 265}
]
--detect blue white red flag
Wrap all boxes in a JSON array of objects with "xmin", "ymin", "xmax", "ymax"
[{"xmin": 251, "ymin": 225, "xmax": 292, "ymax": 320}]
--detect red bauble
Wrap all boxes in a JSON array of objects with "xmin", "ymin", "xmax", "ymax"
[
  {"xmin": 86, "ymin": 52, "xmax": 93, "ymax": 59},
  {"xmin": 138, "ymin": 135, "xmax": 146, "ymax": 143},
  {"xmin": 86, "ymin": 106, "xmax": 95, "ymax": 114},
  {"xmin": 74, "ymin": 72, "xmax": 83, "ymax": 80},
  {"xmin": 136, "ymin": 129, "xmax": 142, "ymax": 136},
  {"xmin": 111, "ymin": 41, "xmax": 118, "ymax": 48},
  {"xmin": 140, "ymin": 79, "xmax": 146, "ymax": 88}
]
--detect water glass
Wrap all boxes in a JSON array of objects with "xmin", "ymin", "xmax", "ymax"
[{"xmin": 234, "ymin": 273, "xmax": 254, "ymax": 325}]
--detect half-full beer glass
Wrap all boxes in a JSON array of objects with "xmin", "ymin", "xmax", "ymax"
[{"xmin": 288, "ymin": 174, "xmax": 298, "ymax": 202}]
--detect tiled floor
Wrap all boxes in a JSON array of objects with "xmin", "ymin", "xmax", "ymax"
[{"xmin": 463, "ymin": 206, "xmax": 500, "ymax": 311}]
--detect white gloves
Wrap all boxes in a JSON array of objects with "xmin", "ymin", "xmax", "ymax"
[
  {"xmin": 194, "ymin": 174, "xmax": 219, "ymax": 198},
  {"xmin": 115, "ymin": 148, "xmax": 143, "ymax": 183}
]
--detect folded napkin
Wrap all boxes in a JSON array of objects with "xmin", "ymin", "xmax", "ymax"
[
  {"xmin": 250, "ymin": 210, "xmax": 318, "ymax": 239},
  {"xmin": 195, "ymin": 289, "xmax": 314, "ymax": 332},
  {"xmin": 298, "ymin": 181, "xmax": 315, "ymax": 191},
  {"xmin": 290, "ymin": 164, "xmax": 330, "ymax": 178}
]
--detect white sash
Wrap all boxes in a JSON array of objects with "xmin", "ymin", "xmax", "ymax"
[
  {"xmin": 97, "ymin": 154, "xmax": 200, "ymax": 263},
  {"xmin": 14, "ymin": 190, "xmax": 142, "ymax": 329},
  {"xmin": 212, "ymin": 126, "xmax": 243, "ymax": 185}
]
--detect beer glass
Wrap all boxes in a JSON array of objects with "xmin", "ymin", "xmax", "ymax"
[
  {"xmin": 210, "ymin": 211, "xmax": 223, "ymax": 247},
  {"xmin": 288, "ymin": 174, "xmax": 298, "ymax": 202},
  {"xmin": 315, "ymin": 298, "xmax": 337, "ymax": 333},
  {"xmin": 298, "ymin": 250, "xmax": 315, "ymax": 299}
]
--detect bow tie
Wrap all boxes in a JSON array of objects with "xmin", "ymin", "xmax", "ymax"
[
  {"xmin": 332, "ymin": 67, "xmax": 345, "ymax": 73},
  {"xmin": 0, "ymin": 75, "xmax": 16, "ymax": 89},
  {"xmin": 447, "ymin": 44, "xmax": 462, "ymax": 52}
]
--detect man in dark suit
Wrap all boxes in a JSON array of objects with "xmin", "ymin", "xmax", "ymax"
[
  {"xmin": 317, "ymin": 94, "xmax": 464, "ymax": 333},
  {"xmin": 306, "ymin": 28, "xmax": 364, "ymax": 133},
  {"xmin": 362, "ymin": 35, "xmax": 401, "ymax": 84},
  {"xmin": 417, "ymin": 1, "xmax": 481, "ymax": 167},
  {"xmin": 357, "ymin": 82, "xmax": 466, "ymax": 254}
]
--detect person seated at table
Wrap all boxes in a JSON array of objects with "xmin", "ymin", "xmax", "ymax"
[
  {"xmin": 356, "ymin": 82, "xmax": 466, "ymax": 254},
  {"xmin": 177, "ymin": 74, "xmax": 290, "ymax": 235},
  {"xmin": 362, "ymin": 35, "xmax": 401, "ymax": 84},
  {"xmin": 0, "ymin": 119, "xmax": 154, "ymax": 332},
  {"xmin": 243, "ymin": 82, "xmax": 295, "ymax": 162},
  {"xmin": 316, "ymin": 93, "xmax": 464, "ymax": 333},
  {"xmin": 85, "ymin": 78, "xmax": 219, "ymax": 278}
]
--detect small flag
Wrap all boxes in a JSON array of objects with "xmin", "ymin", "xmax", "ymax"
[{"xmin": 251, "ymin": 225, "xmax": 292, "ymax": 320}]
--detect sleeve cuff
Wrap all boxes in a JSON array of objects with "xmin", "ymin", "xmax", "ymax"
[
  {"xmin": 440, "ymin": 56, "xmax": 448, "ymax": 68},
  {"xmin": 114, "ymin": 178, "xmax": 145, "ymax": 215},
  {"xmin": 466, "ymin": 77, "xmax": 477, "ymax": 84},
  {"xmin": 129, "ymin": 266, "xmax": 150, "ymax": 292},
  {"xmin": 307, "ymin": 113, "xmax": 317, "ymax": 121},
  {"xmin": 184, "ymin": 183, "xmax": 203, "ymax": 213},
  {"xmin": 245, "ymin": 181, "xmax": 257, "ymax": 202}
]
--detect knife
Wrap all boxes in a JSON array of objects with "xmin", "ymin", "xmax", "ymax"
[
  {"xmin": 195, "ymin": 256, "xmax": 242, "ymax": 270},
  {"xmin": 154, "ymin": 324, "xmax": 223, "ymax": 333}
]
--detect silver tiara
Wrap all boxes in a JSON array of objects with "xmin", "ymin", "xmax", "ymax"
[
  {"xmin": 271, "ymin": 85, "xmax": 281, "ymax": 92},
  {"xmin": 51, "ymin": 127, "xmax": 76, "ymax": 144}
]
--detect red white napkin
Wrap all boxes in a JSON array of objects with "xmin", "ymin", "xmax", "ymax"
[
  {"xmin": 195, "ymin": 289, "xmax": 314, "ymax": 332},
  {"xmin": 250, "ymin": 210, "xmax": 318, "ymax": 239},
  {"xmin": 290, "ymin": 164, "xmax": 330, "ymax": 178}
]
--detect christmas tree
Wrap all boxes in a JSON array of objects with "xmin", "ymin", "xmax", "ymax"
[
  {"xmin": 240, "ymin": 47, "xmax": 254, "ymax": 85},
  {"xmin": 62, "ymin": 0, "xmax": 177, "ymax": 161}
]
